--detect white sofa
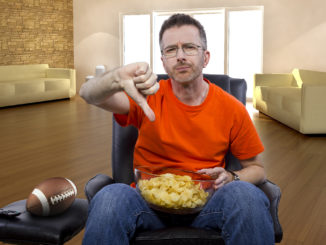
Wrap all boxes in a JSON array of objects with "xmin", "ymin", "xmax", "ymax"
[
  {"xmin": 253, "ymin": 69, "xmax": 326, "ymax": 134},
  {"xmin": 0, "ymin": 64, "xmax": 76, "ymax": 107}
]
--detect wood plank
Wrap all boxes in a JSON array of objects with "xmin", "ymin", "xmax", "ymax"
[
  {"xmin": 303, "ymin": 225, "xmax": 326, "ymax": 245},
  {"xmin": 0, "ymin": 99, "xmax": 326, "ymax": 245},
  {"xmin": 0, "ymin": 97, "xmax": 112, "ymax": 206}
]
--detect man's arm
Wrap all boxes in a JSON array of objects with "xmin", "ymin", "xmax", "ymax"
[
  {"xmin": 79, "ymin": 62, "xmax": 159, "ymax": 121},
  {"xmin": 234, "ymin": 155, "xmax": 266, "ymax": 185},
  {"xmin": 197, "ymin": 155, "xmax": 266, "ymax": 189}
]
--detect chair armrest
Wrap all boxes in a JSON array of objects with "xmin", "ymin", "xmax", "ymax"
[
  {"xmin": 46, "ymin": 68, "xmax": 76, "ymax": 97},
  {"xmin": 257, "ymin": 180, "xmax": 283, "ymax": 243},
  {"xmin": 300, "ymin": 84, "xmax": 326, "ymax": 133},
  {"xmin": 254, "ymin": 73, "xmax": 294, "ymax": 87},
  {"xmin": 0, "ymin": 199, "xmax": 88, "ymax": 245},
  {"xmin": 84, "ymin": 174, "xmax": 115, "ymax": 202}
]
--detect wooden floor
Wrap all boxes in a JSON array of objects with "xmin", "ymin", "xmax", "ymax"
[{"xmin": 1, "ymin": 96, "xmax": 325, "ymax": 244}]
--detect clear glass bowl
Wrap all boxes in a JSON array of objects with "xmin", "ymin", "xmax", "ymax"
[{"xmin": 134, "ymin": 166, "xmax": 215, "ymax": 214}]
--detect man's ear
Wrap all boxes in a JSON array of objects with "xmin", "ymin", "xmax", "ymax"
[{"xmin": 203, "ymin": 50, "xmax": 210, "ymax": 68}]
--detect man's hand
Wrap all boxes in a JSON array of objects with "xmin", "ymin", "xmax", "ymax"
[
  {"xmin": 116, "ymin": 62, "xmax": 160, "ymax": 122},
  {"xmin": 196, "ymin": 156, "xmax": 265, "ymax": 190},
  {"xmin": 197, "ymin": 167, "xmax": 231, "ymax": 190}
]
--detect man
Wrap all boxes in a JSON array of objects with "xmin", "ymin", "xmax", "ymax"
[{"xmin": 80, "ymin": 14, "xmax": 274, "ymax": 245}]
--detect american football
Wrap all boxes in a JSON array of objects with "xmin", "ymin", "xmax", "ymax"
[{"xmin": 26, "ymin": 177, "xmax": 77, "ymax": 216}]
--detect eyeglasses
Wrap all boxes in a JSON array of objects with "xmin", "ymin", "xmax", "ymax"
[{"xmin": 161, "ymin": 43, "xmax": 203, "ymax": 58}]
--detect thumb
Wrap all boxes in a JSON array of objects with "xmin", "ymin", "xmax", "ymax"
[
  {"xmin": 123, "ymin": 81, "xmax": 156, "ymax": 122},
  {"xmin": 137, "ymin": 97, "xmax": 156, "ymax": 122},
  {"xmin": 197, "ymin": 169, "xmax": 207, "ymax": 174}
]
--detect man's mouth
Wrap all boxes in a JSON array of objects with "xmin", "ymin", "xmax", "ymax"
[{"xmin": 175, "ymin": 65, "xmax": 191, "ymax": 72}]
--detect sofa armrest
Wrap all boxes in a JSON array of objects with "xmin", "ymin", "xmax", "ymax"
[
  {"xmin": 292, "ymin": 69, "xmax": 326, "ymax": 87},
  {"xmin": 46, "ymin": 68, "xmax": 76, "ymax": 97},
  {"xmin": 254, "ymin": 74, "xmax": 294, "ymax": 87},
  {"xmin": 300, "ymin": 84, "xmax": 326, "ymax": 133}
]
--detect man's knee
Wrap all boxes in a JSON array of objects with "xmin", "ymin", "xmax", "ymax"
[
  {"xmin": 90, "ymin": 183, "xmax": 138, "ymax": 212},
  {"xmin": 215, "ymin": 181, "xmax": 270, "ymax": 211}
]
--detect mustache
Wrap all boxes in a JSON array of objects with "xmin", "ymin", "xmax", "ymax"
[{"xmin": 173, "ymin": 62, "xmax": 192, "ymax": 69}]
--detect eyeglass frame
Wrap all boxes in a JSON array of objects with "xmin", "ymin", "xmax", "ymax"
[{"xmin": 161, "ymin": 43, "xmax": 204, "ymax": 58}]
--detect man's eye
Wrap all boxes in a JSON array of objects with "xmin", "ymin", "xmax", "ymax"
[
  {"xmin": 165, "ymin": 47, "xmax": 177, "ymax": 53},
  {"xmin": 183, "ymin": 45, "xmax": 197, "ymax": 51}
]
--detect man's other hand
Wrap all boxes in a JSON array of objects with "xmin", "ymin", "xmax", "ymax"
[{"xmin": 197, "ymin": 167, "xmax": 230, "ymax": 190}]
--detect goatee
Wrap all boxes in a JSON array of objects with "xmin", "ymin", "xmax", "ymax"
[{"xmin": 170, "ymin": 62, "xmax": 201, "ymax": 83}]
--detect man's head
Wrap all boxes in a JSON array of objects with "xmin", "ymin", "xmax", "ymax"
[
  {"xmin": 159, "ymin": 14, "xmax": 207, "ymax": 51},
  {"xmin": 159, "ymin": 14, "xmax": 210, "ymax": 84}
]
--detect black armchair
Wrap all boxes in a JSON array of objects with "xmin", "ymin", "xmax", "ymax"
[{"xmin": 85, "ymin": 74, "xmax": 283, "ymax": 244}]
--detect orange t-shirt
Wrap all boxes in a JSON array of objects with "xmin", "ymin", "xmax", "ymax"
[{"xmin": 114, "ymin": 79, "xmax": 264, "ymax": 172}]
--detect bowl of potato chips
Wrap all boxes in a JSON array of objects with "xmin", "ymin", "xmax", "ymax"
[{"xmin": 134, "ymin": 167, "xmax": 215, "ymax": 214}]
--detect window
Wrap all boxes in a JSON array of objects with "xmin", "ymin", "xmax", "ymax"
[
  {"xmin": 193, "ymin": 12, "xmax": 225, "ymax": 74},
  {"xmin": 122, "ymin": 15, "xmax": 151, "ymax": 65},
  {"xmin": 122, "ymin": 7, "xmax": 263, "ymax": 99},
  {"xmin": 228, "ymin": 9, "xmax": 263, "ymax": 98},
  {"xmin": 152, "ymin": 14, "xmax": 170, "ymax": 74}
]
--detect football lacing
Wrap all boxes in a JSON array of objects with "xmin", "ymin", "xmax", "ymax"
[{"xmin": 50, "ymin": 189, "xmax": 75, "ymax": 205}]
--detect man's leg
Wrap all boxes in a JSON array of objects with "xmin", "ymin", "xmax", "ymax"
[
  {"xmin": 191, "ymin": 181, "xmax": 274, "ymax": 245},
  {"xmin": 83, "ymin": 183, "xmax": 165, "ymax": 245}
]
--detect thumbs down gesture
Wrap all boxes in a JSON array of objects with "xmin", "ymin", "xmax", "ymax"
[{"xmin": 116, "ymin": 62, "xmax": 160, "ymax": 122}]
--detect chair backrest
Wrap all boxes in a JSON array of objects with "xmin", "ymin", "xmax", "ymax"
[{"xmin": 111, "ymin": 74, "xmax": 247, "ymax": 184}]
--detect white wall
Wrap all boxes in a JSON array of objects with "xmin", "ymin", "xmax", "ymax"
[{"xmin": 74, "ymin": 0, "xmax": 326, "ymax": 90}]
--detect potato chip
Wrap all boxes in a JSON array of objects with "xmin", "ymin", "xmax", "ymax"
[{"xmin": 138, "ymin": 173, "xmax": 209, "ymax": 209}]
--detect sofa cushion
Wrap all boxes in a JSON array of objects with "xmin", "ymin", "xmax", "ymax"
[
  {"xmin": 15, "ymin": 81, "xmax": 45, "ymax": 96},
  {"xmin": 45, "ymin": 79, "xmax": 70, "ymax": 91},
  {"xmin": 0, "ymin": 64, "xmax": 48, "ymax": 82},
  {"xmin": 0, "ymin": 83, "xmax": 15, "ymax": 96},
  {"xmin": 1, "ymin": 78, "xmax": 71, "ymax": 97},
  {"xmin": 255, "ymin": 86, "xmax": 301, "ymax": 117},
  {"xmin": 255, "ymin": 73, "xmax": 296, "ymax": 87}
]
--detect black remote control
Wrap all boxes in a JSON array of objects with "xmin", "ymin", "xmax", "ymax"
[{"xmin": 0, "ymin": 209, "xmax": 21, "ymax": 218}]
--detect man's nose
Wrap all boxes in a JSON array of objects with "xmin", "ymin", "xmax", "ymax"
[{"xmin": 176, "ymin": 47, "xmax": 186, "ymax": 60}]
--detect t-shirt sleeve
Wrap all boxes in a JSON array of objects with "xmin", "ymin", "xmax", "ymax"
[
  {"xmin": 113, "ymin": 94, "xmax": 143, "ymax": 128},
  {"xmin": 229, "ymin": 105, "xmax": 264, "ymax": 160}
]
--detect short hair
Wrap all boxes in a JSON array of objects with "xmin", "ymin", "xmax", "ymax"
[{"xmin": 159, "ymin": 13, "xmax": 207, "ymax": 50}]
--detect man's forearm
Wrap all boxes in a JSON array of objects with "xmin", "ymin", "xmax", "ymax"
[
  {"xmin": 232, "ymin": 165, "xmax": 266, "ymax": 185},
  {"xmin": 79, "ymin": 68, "xmax": 122, "ymax": 105}
]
